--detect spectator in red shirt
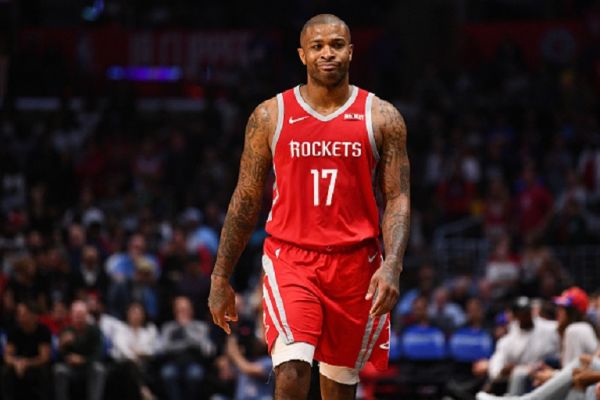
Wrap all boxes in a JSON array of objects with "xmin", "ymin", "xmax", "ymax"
[
  {"xmin": 514, "ymin": 163, "xmax": 553, "ymax": 241},
  {"xmin": 436, "ymin": 160, "xmax": 477, "ymax": 223},
  {"xmin": 484, "ymin": 176, "xmax": 512, "ymax": 241}
]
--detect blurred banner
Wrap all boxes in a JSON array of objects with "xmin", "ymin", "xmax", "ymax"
[
  {"xmin": 462, "ymin": 20, "xmax": 587, "ymax": 68},
  {"xmin": 18, "ymin": 28, "xmax": 266, "ymax": 83},
  {"xmin": 17, "ymin": 21, "xmax": 593, "ymax": 95}
]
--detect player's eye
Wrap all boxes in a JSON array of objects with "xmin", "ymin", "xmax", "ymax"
[{"xmin": 312, "ymin": 44, "xmax": 322, "ymax": 50}]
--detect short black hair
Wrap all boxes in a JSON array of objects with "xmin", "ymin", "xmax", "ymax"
[{"xmin": 300, "ymin": 14, "xmax": 351, "ymax": 45}]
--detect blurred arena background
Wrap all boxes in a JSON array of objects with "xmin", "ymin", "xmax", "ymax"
[{"xmin": 0, "ymin": 1, "xmax": 600, "ymax": 399}]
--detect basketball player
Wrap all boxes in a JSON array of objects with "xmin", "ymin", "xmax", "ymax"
[{"xmin": 209, "ymin": 14, "xmax": 410, "ymax": 400}]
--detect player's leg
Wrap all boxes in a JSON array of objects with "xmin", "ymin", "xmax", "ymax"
[
  {"xmin": 271, "ymin": 337, "xmax": 315, "ymax": 400},
  {"xmin": 274, "ymin": 360, "xmax": 312, "ymax": 400},
  {"xmin": 262, "ymin": 238, "xmax": 323, "ymax": 399},
  {"xmin": 319, "ymin": 363, "xmax": 359, "ymax": 400},
  {"xmin": 314, "ymin": 241, "xmax": 390, "ymax": 399}
]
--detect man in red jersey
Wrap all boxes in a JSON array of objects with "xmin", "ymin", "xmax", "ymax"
[{"xmin": 209, "ymin": 14, "xmax": 410, "ymax": 400}]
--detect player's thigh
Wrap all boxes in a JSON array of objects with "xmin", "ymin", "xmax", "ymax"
[{"xmin": 262, "ymin": 240, "xmax": 324, "ymax": 351}]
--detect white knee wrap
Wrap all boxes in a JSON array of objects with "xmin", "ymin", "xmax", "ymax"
[
  {"xmin": 271, "ymin": 336, "xmax": 315, "ymax": 368},
  {"xmin": 319, "ymin": 362, "xmax": 360, "ymax": 385}
]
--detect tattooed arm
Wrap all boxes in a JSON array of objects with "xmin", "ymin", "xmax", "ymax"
[
  {"xmin": 208, "ymin": 98, "xmax": 276, "ymax": 334},
  {"xmin": 365, "ymin": 97, "xmax": 410, "ymax": 317}
]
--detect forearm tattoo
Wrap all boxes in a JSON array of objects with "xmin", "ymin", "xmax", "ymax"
[
  {"xmin": 212, "ymin": 104, "xmax": 273, "ymax": 279},
  {"xmin": 377, "ymin": 99, "xmax": 410, "ymax": 273}
]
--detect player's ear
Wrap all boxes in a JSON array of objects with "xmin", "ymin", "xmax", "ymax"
[
  {"xmin": 348, "ymin": 44, "xmax": 353, "ymax": 62},
  {"xmin": 298, "ymin": 47, "xmax": 307, "ymax": 65}
]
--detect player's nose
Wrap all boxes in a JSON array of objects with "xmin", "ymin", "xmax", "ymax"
[{"xmin": 320, "ymin": 46, "xmax": 335, "ymax": 59}]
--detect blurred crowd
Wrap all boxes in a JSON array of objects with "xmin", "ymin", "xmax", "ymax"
[{"xmin": 1, "ymin": 0, "xmax": 600, "ymax": 398}]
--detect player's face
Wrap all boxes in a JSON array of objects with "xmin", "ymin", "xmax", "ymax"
[{"xmin": 298, "ymin": 23, "xmax": 353, "ymax": 87}]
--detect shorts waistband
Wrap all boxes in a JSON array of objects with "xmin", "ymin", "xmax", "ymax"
[{"xmin": 268, "ymin": 237, "xmax": 377, "ymax": 254}]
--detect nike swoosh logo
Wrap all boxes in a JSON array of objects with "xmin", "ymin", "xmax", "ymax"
[
  {"xmin": 379, "ymin": 342, "xmax": 390, "ymax": 350},
  {"xmin": 368, "ymin": 253, "xmax": 378, "ymax": 263},
  {"xmin": 289, "ymin": 116, "xmax": 309, "ymax": 124}
]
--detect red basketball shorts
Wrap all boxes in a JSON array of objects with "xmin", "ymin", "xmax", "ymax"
[{"xmin": 261, "ymin": 236, "xmax": 390, "ymax": 371}]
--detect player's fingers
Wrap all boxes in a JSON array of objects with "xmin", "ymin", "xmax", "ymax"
[
  {"xmin": 216, "ymin": 315, "xmax": 231, "ymax": 334},
  {"xmin": 370, "ymin": 288, "xmax": 387, "ymax": 316},
  {"xmin": 372, "ymin": 285, "xmax": 397, "ymax": 316},
  {"xmin": 384, "ymin": 289, "xmax": 399, "ymax": 313},
  {"xmin": 225, "ymin": 302, "xmax": 238, "ymax": 322},
  {"xmin": 365, "ymin": 276, "xmax": 379, "ymax": 301},
  {"xmin": 211, "ymin": 307, "xmax": 231, "ymax": 334}
]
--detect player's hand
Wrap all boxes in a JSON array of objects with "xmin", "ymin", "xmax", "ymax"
[
  {"xmin": 365, "ymin": 262, "xmax": 400, "ymax": 317},
  {"xmin": 208, "ymin": 275, "xmax": 238, "ymax": 334}
]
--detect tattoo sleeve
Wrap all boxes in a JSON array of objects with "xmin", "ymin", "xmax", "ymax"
[
  {"xmin": 212, "ymin": 101, "xmax": 274, "ymax": 279},
  {"xmin": 376, "ymin": 99, "xmax": 410, "ymax": 274}
]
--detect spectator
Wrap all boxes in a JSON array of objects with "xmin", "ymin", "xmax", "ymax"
[
  {"xmin": 4, "ymin": 256, "xmax": 47, "ymax": 316},
  {"xmin": 530, "ymin": 287, "xmax": 600, "ymax": 390},
  {"xmin": 73, "ymin": 245, "xmax": 109, "ymax": 302},
  {"xmin": 519, "ymin": 236, "xmax": 554, "ymax": 297},
  {"xmin": 483, "ymin": 176, "xmax": 512, "ymax": 241},
  {"xmin": 482, "ymin": 297, "xmax": 559, "ymax": 396},
  {"xmin": 39, "ymin": 246, "xmax": 75, "ymax": 305},
  {"xmin": 53, "ymin": 300, "xmax": 106, "ymax": 400},
  {"xmin": 182, "ymin": 207, "xmax": 219, "ymax": 256},
  {"xmin": 109, "ymin": 302, "xmax": 159, "ymax": 400},
  {"xmin": 39, "ymin": 298, "xmax": 71, "ymax": 335},
  {"xmin": 513, "ymin": 163, "xmax": 554, "ymax": 242},
  {"xmin": 484, "ymin": 234, "xmax": 520, "ymax": 301},
  {"xmin": 436, "ymin": 160, "xmax": 477, "ymax": 222},
  {"xmin": 395, "ymin": 263, "xmax": 436, "ymax": 319},
  {"xmin": 105, "ymin": 234, "xmax": 159, "ymax": 283},
  {"xmin": 2, "ymin": 302, "xmax": 51, "ymax": 400},
  {"xmin": 225, "ymin": 287, "xmax": 273, "ymax": 400},
  {"xmin": 177, "ymin": 252, "xmax": 211, "ymax": 321},
  {"xmin": 446, "ymin": 298, "xmax": 494, "ymax": 400},
  {"xmin": 555, "ymin": 287, "xmax": 598, "ymax": 366},
  {"xmin": 159, "ymin": 296, "xmax": 216, "ymax": 400},
  {"xmin": 65, "ymin": 224, "xmax": 86, "ymax": 272},
  {"xmin": 428, "ymin": 286, "xmax": 466, "ymax": 333},
  {"xmin": 105, "ymin": 234, "xmax": 159, "ymax": 319},
  {"xmin": 477, "ymin": 350, "xmax": 600, "ymax": 400}
]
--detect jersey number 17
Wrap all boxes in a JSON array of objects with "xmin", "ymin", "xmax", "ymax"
[{"xmin": 310, "ymin": 169, "xmax": 338, "ymax": 206}]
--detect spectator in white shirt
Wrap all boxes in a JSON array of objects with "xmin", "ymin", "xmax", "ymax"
[
  {"xmin": 485, "ymin": 297, "xmax": 560, "ymax": 396},
  {"xmin": 109, "ymin": 302, "xmax": 159, "ymax": 400},
  {"xmin": 530, "ymin": 288, "xmax": 599, "ymax": 389}
]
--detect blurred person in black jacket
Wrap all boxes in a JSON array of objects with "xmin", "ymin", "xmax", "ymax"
[
  {"xmin": 53, "ymin": 300, "xmax": 106, "ymax": 400},
  {"xmin": 2, "ymin": 302, "xmax": 51, "ymax": 400}
]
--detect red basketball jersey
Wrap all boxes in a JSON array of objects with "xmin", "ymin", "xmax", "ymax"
[{"xmin": 265, "ymin": 85, "xmax": 380, "ymax": 248}]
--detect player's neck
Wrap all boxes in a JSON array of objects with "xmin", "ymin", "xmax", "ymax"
[{"xmin": 301, "ymin": 78, "xmax": 351, "ymax": 111}]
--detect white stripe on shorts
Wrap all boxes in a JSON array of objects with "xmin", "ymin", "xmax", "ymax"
[
  {"xmin": 263, "ymin": 283, "xmax": 286, "ymax": 344},
  {"xmin": 355, "ymin": 315, "xmax": 375, "ymax": 370},
  {"xmin": 358, "ymin": 314, "xmax": 387, "ymax": 369},
  {"xmin": 262, "ymin": 254, "xmax": 294, "ymax": 343}
]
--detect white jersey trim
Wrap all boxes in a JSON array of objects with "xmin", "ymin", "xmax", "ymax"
[
  {"xmin": 271, "ymin": 93, "xmax": 285, "ymax": 155},
  {"xmin": 293, "ymin": 85, "xmax": 358, "ymax": 122},
  {"xmin": 365, "ymin": 93, "xmax": 380, "ymax": 161}
]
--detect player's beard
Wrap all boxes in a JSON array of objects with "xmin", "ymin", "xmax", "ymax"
[{"xmin": 308, "ymin": 62, "xmax": 349, "ymax": 89}]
